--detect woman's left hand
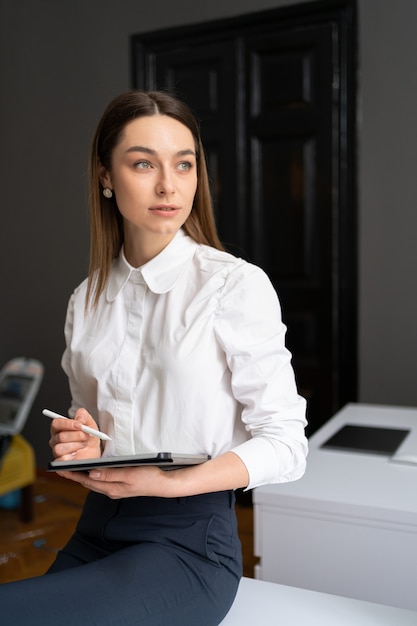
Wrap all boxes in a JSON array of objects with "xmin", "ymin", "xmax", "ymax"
[{"xmin": 56, "ymin": 465, "xmax": 168, "ymax": 498}]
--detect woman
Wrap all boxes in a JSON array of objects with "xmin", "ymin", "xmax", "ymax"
[{"xmin": 0, "ymin": 91, "xmax": 307, "ymax": 625}]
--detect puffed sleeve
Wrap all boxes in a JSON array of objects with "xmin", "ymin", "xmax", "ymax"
[{"xmin": 214, "ymin": 262, "xmax": 308, "ymax": 489}]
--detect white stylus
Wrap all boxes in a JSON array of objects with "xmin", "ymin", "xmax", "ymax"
[{"xmin": 42, "ymin": 408, "xmax": 111, "ymax": 441}]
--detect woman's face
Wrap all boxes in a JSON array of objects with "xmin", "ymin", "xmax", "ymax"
[{"xmin": 100, "ymin": 114, "xmax": 198, "ymax": 259}]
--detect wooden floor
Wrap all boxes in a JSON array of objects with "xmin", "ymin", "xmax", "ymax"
[{"xmin": 0, "ymin": 474, "xmax": 257, "ymax": 583}]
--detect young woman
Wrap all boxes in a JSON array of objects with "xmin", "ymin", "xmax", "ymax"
[{"xmin": 0, "ymin": 91, "xmax": 307, "ymax": 625}]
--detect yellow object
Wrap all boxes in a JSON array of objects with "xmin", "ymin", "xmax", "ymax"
[{"xmin": 0, "ymin": 435, "xmax": 35, "ymax": 521}]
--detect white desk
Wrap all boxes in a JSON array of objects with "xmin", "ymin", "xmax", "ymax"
[
  {"xmin": 253, "ymin": 403, "xmax": 417, "ymax": 611},
  {"xmin": 220, "ymin": 577, "xmax": 417, "ymax": 625}
]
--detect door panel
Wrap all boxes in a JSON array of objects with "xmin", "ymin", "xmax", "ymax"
[{"xmin": 245, "ymin": 24, "xmax": 336, "ymax": 424}]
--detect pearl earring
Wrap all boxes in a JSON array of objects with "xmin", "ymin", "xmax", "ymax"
[{"xmin": 103, "ymin": 188, "xmax": 113, "ymax": 199}]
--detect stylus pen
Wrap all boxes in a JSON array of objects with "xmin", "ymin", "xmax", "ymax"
[{"xmin": 42, "ymin": 408, "xmax": 112, "ymax": 441}]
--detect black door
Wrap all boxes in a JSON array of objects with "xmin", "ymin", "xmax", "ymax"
[{"xmin": 131, "ymin": 0, "xmax": 357, "ymax": 434}]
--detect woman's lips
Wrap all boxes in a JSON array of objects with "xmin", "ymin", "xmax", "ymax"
[{"xmin": 149, "ymin": 205, "xmax": 180, "ymax": 216}]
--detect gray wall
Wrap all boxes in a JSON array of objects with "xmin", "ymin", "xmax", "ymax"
[
  {"xmin": 1, "ymin": 0, "xmax": 416, "ymax": 467},
  {"xmin": 359, "ymin": 1, "xmax": 417, "ymax": 407}
]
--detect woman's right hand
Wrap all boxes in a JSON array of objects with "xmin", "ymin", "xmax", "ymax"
[{"xmin": 49, "ymin": 408, "xmax": 102, "ymax": 461}]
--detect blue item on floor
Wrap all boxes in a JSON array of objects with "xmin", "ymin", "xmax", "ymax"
[{"xmin": 0, "ymin": 489, "xmax": 21, "ymax": 510}]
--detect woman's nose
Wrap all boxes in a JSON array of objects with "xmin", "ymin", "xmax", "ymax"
[{"xmin": 156, "ymin": 169, "xmax": 175, "ymax": 195}]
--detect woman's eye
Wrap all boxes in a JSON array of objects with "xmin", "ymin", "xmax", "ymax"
[
  {"xmin": 135, "ymin": 161, "xmax": 151, "ymax": 169},
  {"xmin": 178, "ymin": 161, "xmax": 193, "ymax": 171}
]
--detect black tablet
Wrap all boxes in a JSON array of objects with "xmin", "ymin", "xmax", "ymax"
[
  {"xmin": 321, "ymin": 424, "xmax": 410, "ymax": 456},
  {"xmin": 48, "ymin": 452, "xmax": 211, "ymax": 472}
]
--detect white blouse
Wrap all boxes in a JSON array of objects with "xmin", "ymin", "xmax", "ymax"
[{"xmin": 61, "ymin": 229, "xmax": 308, "ymax": 489}]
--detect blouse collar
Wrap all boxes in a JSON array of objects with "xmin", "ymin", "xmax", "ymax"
[{"xmin": 106, "ymin": 229, "xmax": 197, "ymax": 301}]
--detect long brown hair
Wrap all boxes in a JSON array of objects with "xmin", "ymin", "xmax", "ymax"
[{"xmin": 86, "ymin": 90, "xmax": 224, "ymax": 309}]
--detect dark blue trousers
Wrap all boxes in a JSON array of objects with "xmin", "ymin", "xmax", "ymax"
[{"xmin": 0, "ymin": 490, "xmax": 242, "ymax": 625}]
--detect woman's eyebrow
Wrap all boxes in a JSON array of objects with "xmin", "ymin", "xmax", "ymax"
[{"xmin": 125, "ymin": 146, "xmax": 196, "ymax": 157}]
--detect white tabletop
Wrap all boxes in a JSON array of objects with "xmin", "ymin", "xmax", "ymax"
[{"xmin": 220, "ymin": 577, "xmax": 417, "ymax": 625}]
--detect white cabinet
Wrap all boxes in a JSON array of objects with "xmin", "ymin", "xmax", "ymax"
[{"xmin": 253, "ymin": 404, "xmax": 417, "ymax": 611}]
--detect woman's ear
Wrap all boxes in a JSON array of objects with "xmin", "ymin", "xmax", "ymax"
[{"xmin": 99, "ymin": 165, "xmax": 112, "ymax": 190}]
